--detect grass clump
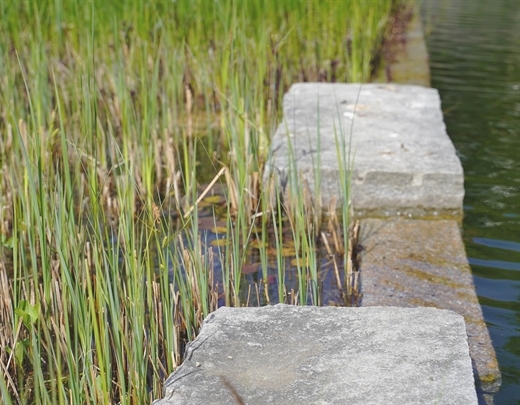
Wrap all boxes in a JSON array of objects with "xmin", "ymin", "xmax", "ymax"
[{"xmin": 0, "ymin": 0, "xmax": 407, "ymax": 403}]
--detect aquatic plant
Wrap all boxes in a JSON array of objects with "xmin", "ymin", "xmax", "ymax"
[{"xmin": 0, "ymin": 0, "xmax": 406, "ymax": 403}]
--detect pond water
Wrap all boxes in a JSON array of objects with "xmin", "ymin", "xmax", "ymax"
[{"xmin": 423, "ymin": 0, "xmax": 520, "ymax": 402}]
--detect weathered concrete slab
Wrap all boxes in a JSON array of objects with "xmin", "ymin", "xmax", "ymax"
[
  {"xmin": 155, "ymin": 305, "xmax": 477, "ymax": 405},
  {"xmin": 265, "ymin": 83, "xmax": 464, "ymax": 217},
  {"xmin": 358, "ymin": 218, "xmax": 501, "ymax": 402}
]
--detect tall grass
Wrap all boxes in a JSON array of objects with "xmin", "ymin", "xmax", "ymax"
[{"xmin": 0, "ymin": 0, "xmax": 406, "ymax": 403}]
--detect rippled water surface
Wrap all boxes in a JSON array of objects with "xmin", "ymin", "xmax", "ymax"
[{"xmin": 423, "ymin": 0, "xmax": 519, "ymax": 402}]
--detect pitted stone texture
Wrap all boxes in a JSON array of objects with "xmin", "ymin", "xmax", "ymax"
[
  {"xmin": 154, "ymin": 305, "xmax": 477, "ymax": 405},
  {"xmin": 358, "ymin": 218, "xmax": 501, "ymax": 400},
  {"xmin": 265, "ymin": 83, "xmax": 464, "ymax": 216}
]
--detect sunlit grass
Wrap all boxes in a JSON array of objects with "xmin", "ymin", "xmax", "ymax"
[{"xmin": 0, "ymin": 0, "xmax": 407, "ymax": 403}]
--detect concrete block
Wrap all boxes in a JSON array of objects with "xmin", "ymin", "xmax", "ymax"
[
  {"xmin": 358, "ymin": 218, "xmax": 502, "ymax": 399},
  {"xmin": 265, "ymin": 83, "xmax": 464, "ymax": 216},
  {"xmin": 155, "ymin": 305, "xmax": 477, "ymax": 405}
]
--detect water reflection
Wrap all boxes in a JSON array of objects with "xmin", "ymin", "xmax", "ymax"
[
  {"xmin": 473, "ymin": 238, "xmax": 520, "ymax": 252},
  {"xmin": 423, "ymin": 0, "xmax": 520, "ymax": 402}
]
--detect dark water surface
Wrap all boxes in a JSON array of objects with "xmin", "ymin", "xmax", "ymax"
[{"xmin": 423, "ymin": 0, "xmax": 520, "ymax": 402}]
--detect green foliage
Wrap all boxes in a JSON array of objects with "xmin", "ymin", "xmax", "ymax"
[{"xmin": 0, "ymin": 0, "xmax": 405, "ymax": 403}]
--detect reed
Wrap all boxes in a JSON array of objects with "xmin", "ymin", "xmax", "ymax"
[{"xmin": 0, "ymin": 0, "xmax": 407, "ymax": 403}]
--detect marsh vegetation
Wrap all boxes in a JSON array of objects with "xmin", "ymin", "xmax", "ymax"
[{"xmin": 0, "ymin": 0, "xmax": 409, "ymax": 403}]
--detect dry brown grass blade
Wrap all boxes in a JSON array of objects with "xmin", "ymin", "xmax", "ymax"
[
  {"xmin": 264, "ymin": 279, "xmax": 271, "ymax": 304},
  {"xmin": 183, "ymin": 166, "xmax": 226, "ymax": 219},
  {"xmin": 351, "ymin": 220, "xmax": 360, "ymax": 248},
  {"xmin": 223, "ymin": 166, "xmax": 239, "ymax": 216},
  {"xmin": 326, "ymin": 197, "xmax": 344, "ymax": 254}
]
